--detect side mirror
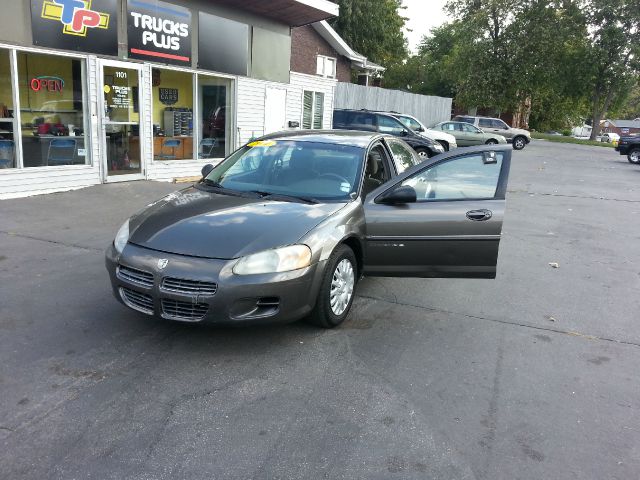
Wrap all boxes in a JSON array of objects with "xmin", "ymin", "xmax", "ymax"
[
  {"xmin": 400, "ymin": 129, "xmax": 409, "ymax": 136},
  {"xmin": 201, "ymin": 163, "xmax": 214, "ymax": 178},
  {"xmin": 417, "ymin": 127, "xmax": 425, "ymax": 132},
  {"xmin": 379, "ymin": 185, "xmax": 417, "ymax": 204}
]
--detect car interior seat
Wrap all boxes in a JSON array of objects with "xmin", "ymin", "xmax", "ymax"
[
  {"xmin": 362, "ymin": 151, "xmax": 383, "ymax": 197},
  {"xmin": 276, "ymin": 148, "xmax": 312, "ymax": 186}
]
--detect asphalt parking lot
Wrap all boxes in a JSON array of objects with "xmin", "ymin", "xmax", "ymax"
[{"xmin": 1, "ymin": 140, "xmax": 639, "ymax": 479}]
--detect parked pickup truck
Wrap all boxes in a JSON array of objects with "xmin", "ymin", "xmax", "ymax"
[{"xmin": 615, "ymin": 136, "xmax": 640, "ymax": 164}]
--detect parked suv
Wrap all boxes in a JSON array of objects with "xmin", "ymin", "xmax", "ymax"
[
  {"xmin": 333, "ymin": 109, "xmax": 445, "ymax": 158},
  {"xmin": 615, "ymin": 135, "xmax": 640, "ymax": 164},
  {"xmin": 384, "ymin": 112, "xmax": 458, "ymax": 151},
  {"xmin": 453, "ymin": 115, "xmax": 531, "ymax": 150}
]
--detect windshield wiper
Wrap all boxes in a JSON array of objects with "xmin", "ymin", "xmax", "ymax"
[
  {"xmin": 248, "ymin": 190, "xmax": 320, "ymax": 205},
  {"xmin": 201, "ymin": 178, "xmax": 224, "ymax": 188}
]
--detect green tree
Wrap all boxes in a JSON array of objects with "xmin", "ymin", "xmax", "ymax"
[
  {"xmin": 584, "ymin": 0, "xmax": 640, "ymax": 139},
  {"xmin": 329, "ymin": 0, "xmax": 408, "ymax": 70}
]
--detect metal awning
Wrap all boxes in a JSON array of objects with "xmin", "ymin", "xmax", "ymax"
[{"xmin": 210, "ymin": 0, "xmax": 339, "ymax": 27}]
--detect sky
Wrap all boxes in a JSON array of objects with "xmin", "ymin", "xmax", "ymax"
[{"xmin": 402, "ymin": 0, "xmax": 450, "ymax": 53}]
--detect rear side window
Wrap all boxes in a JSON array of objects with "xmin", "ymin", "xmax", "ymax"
[
  {"xmin": 377, "ymin": 115, "xmax": 405, "ymax": 135},
  {"xmin": 387, "ymin": 140, "xmax": 419, "ymax": 173},
  {"xmin": 335, "ymin": 111, "xmax": 376, "ymax": 131},
  {"xmin": 333, "ymin": 110, "xmax": 347, "ymax": 127},
  {"xmin": 454, "ymin": 116, "xmax": 474, "ymax": 124}
]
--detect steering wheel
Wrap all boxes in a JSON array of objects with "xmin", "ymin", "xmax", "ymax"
[{"xmin": 319, "ymin": 173, "xmax": 350, "ymax": 184}]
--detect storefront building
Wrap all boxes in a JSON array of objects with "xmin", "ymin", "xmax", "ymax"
[{"xmin": 0, "ymin": 0, "xmax": 338, "ymax": 198}]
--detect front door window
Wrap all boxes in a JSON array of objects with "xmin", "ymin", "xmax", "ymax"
[{"xmin": 402, "ymin": 153, "xmax": 503, "ymax": 200}]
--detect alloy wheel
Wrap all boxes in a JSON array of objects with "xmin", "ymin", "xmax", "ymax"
[
  {"xmin": 330, "ymin": 259, "xmax": 355, "ymax": 316},
  {"xmin": 514, "ymin": 138, "xmax": 526, "ymax": 150},
  {"xmin": 629, "ymin": 149, "xmax": 640, "ymax": 164}
]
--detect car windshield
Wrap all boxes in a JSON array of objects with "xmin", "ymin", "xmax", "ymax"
[{"xmin": 204, "ymin": 140, "xmax": 365, "ymax": 202}]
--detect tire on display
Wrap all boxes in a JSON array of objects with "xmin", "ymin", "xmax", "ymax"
[
  {"xmin": 306, "ymin": 245, "xmax": 357, "ymax": 328},
  {"xmin": 628, "ymin": 148, "xmax": 640, "ymax": 164},
  {"xmin": 513, "ymin": 136, "xmax": 527, "ymax": 150},
  {"xmin": 436, "ymin": 140, "xmax": 449, "ymax": 152},
  {"xmin": 485, "ymin": 139, "xmax": 499, "ymax": 145},
  {"xmin": 415, "ymin": 147, "xmax": 430, "ymax": 159}
]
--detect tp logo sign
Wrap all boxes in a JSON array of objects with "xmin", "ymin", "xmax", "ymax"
[{"xmin": 41, "ymin": 0, "xmax": 110, "ymax": 36}]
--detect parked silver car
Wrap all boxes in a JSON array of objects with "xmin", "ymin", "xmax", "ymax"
[{"xmin": 453, "ymin": 115, "xmax": 531, "ymax": 150}]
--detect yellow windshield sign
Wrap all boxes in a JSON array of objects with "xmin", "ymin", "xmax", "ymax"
[{"xmin": 248, "ymin": 140, "xmax": 277, "ymax": 148}]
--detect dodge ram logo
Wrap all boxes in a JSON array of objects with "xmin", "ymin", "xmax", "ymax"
[{"xmin": 157, "ymin": 259, "xmax": 169, "ymax": 270}]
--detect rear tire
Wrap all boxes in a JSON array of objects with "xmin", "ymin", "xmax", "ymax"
[
  {"xmin": 513, "ymin": 136, "xmax": 527, "ymax": 150},
  {"xmin": 628, "ymin": 148, "xmax": 640, "ymax": 164},
  {"xmin": 485, "ymin": 139, "xmax": 499, "ymax": 145},
  {"xmin": 306, "ymin": 245, "xmax": 357, "ymax": 328}
]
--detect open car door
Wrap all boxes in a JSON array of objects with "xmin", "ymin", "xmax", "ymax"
[{"xmin": 363, "ymin": 146, "xmax": 511, "ymax": 278}]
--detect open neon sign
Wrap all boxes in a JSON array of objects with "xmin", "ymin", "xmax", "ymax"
[{"xmin": 30, "ymin": 76, "xmax": 65, "ymax": 93}]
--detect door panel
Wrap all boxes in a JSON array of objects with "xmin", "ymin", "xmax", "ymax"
[
  {"xmin": 461, "ymin": 124, "xmax": 484, "ymax": 145},
  {"xmin": 363, "ymin": 149, "xmax": 511, "ymax": 278}
]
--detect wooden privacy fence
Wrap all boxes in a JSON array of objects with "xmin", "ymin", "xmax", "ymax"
[{"xmin": 334, "ymin": 83, "xmax": 453, "ymax": 128}]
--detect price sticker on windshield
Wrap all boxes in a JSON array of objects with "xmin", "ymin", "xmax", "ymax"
[{"xmin": 248, "ymin": 140, "xmax": 277, "ymax": 148}]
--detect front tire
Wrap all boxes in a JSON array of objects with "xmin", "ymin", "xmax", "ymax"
[
  {"xmin": 628, "ymin": 148, "xmax": 640, "ymax": 164},
  {"xmin": 415, "ymin": 147, "xmax": 431, "ymax": 159},
  {"xmin": 513, "ymin": 136, "xmax": 527, "ymax": 150},
  {"xmin": 306, "ymin": 245, "xmax": 357, "ymax": 328},
  {"xmin": 485, "ymin": 139, "xmax": 499, "ymax": 145}
]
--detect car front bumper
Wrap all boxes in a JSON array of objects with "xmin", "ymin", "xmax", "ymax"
[
  {"xmin": 105, "ymin": 242, "xmax": 324, "ymax": 325},
  {"xmin": 615, "ymin": 145, "xmax": 629, "ymax": 154}
]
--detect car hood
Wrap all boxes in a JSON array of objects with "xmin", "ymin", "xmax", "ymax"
[{"xmin": 129, "ymin": 186, "xmax": 347, "ymax": 259}]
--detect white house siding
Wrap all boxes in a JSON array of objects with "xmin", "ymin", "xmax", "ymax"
[
  {"xmin": 289, "ymin": 72, "xmax": 336, "ymax": 130},
  {"xmin": 237, "ymin": 77, "xmax": 280, "ymax": 145},
  {"xmin": 236, "ymin": 73, "xmax": 335, "ymax": 148}
]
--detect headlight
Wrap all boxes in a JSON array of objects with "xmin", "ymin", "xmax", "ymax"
[
  {"xmin": 233, "ymin": 245, "xmax": 312, "ymax": 275},
  {"xmin": 114, "ymin": 219, "xmax": 130, "ymax": 254}
]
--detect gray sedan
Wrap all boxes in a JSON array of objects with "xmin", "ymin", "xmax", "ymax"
[{"xmin": 106, "ymin": 131, "xmax": 511, "ymax": 328}]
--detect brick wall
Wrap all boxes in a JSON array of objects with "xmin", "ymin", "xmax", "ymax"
[{"xmin": 291, "ymin": 25, "xmax": 351, "ymax": 82}]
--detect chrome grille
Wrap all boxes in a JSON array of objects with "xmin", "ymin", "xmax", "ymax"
[
  {"xmin": 161, "ymin": 277, "xmax": 218, "ymax": 296},
  {"xmin": 120, "ymin": 288, "xmax": 154, "ymax": 315},
  {"xmin": 161, "ymin": 299, "xmax": 209, "ymax": 321},
  {"xmin": 117, "ymin": 265, "xmax": 154, "ymax": 288}
]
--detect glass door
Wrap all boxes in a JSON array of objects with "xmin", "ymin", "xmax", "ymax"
[{"xmin": 101, "ymin": 61, "xmax": 144, "ymax": 180}]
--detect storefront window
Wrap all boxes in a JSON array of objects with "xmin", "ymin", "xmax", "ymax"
[
  {"xmin": 198, "ymin": 75, "xmax": 232, "ymax": 159},
  {"xmin": 17, "ymin": 52, "xmax": 88, "ymax": 168},
  {"xmin": 152, "ymin": 69, "xmax": 194, "ymax": 161},
  {"xmin": 0, "ymin": 49, "xmax": 16, "ymax": 169}
]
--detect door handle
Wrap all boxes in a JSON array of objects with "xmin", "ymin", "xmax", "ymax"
[{"xmin": 466, "ymin": 209, "xmax": 492, "ymax": 221}]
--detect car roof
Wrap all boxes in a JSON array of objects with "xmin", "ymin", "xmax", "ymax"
[
  {"xmin": 455, "ymin": 115, "xmax": 503, "ymax": 121},
  {"xmin": 259, "ymin": 129, "xmax": 386, "ymax": 148}
]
